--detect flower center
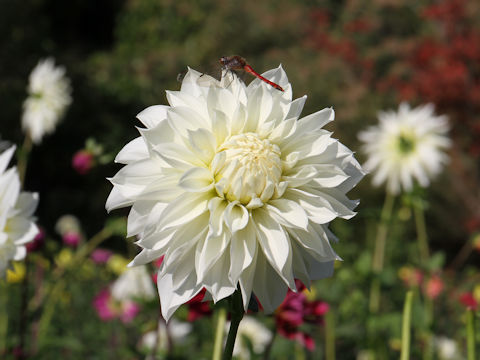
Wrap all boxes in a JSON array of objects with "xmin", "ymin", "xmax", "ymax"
[
  {"xmin": 397, "ymin": 132, "xmax": 416, "ymax": 154},
  {"xmin": 213, "ymin": 133, "xmax": 282, "ymax": 205}
]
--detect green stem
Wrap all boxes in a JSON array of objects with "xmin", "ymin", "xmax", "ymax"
[
  {"xmin": 212, "ymin": 307, "xmax": 227, "ymax": 360},
  {"xmin": 0, "ymin": 281, "xmax": 7, "ymax": 355},
  {"xmin": 413, "ymin": 204, "xmax": 430, "ymax": 262},
  {"xmin": 422, "ymin": 299, "xmax": 433, "ymax": 360},
  {"xmin": 325, "ymin": 308, "xmax": 336, "ymax": 360},
  {"xmin": 369, "ymin": 191, "xmax": 395, "ymax": 313},
  {"xmin": 222, "ymin": 291, "xmax": 244, "ymax": 360},
  {"xmin": 400, "ymin": 291, "xmax": 414, "ymax": 360},
  {"xmin": 467, "ymin": 309, "xmax": 476, "ymax": 360},
  {"xmin": 17, "ymin": 134, "xmax": 33, "ymax": 186},
  {"xmin": 294, "ymin": 342, "xmax": 306, "ymax": 360}
]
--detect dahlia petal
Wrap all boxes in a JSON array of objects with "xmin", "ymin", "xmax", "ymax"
[
  {"xmin": 157, "ymin": 192, "xmax": 210, "ymax": 230},
  {"xmin": 284, "ymin": 95, "xmax": 307, "ymax": 121},
  {"xmin": 208, "ymin": 198, "xmax": 227, "ymax": 236},
  {"xmin": 167, "ymin": 106, "xmax": 208, "ymax": 137},
  {"xmin": 202, "ymin": 251, "xmax": 236, "ymax": 303},
  {"xmin": 224, "ymin": 202, "xmax": 249, "ymax": 233},
  {"xmin": 254, "ymin": 208, "xmax": 295, "ymax": 288},
  {"xmin": 14, "ymin": 192, "xmax": 39, "ymax": 217},
  {"xmin": 0, "ymin": 146, "xmax": 15, "ymax": 174},
  {"xmin": 136, "ymin": 105, "xmax": 169, "ymax": 128},
  {"xmin": 195, "ymin": 232, "xmax": 230, "ymax": 282},
  {"xmin": 105, "ymin": 186, "xmax": 133, "ymax": 212},
  {"xmin": 229, "ymin": 219, "xmax": 257, "ymax": 284},
  {"xmin": 130, "ymin": 248, "xmax": 165, "ymax": 266},
  {"xmin": 157, "ymin": 272, "xmax": 203, "ymax": 321},
  {"xmin": 13, "ymin": 246, "xmax": 27, "ymax": 261},
  {"xmin": 266, "ymin": 199, "xmax": 309, "ymax": 230},
  {"xmin": 115, "ymin": 137, "xmax": 148, "ymax": 164},
  {"xmin": 252, "ymin": 254, "xmax": 289, "ymax": 313},
  {"xmin": 238, "ymin": 250, "xmax": 258, "ymax": 310},
  {"xmin": 178, "ymin": 167, "xmax": 214, "ymax": 192},
  {"xmin": 9, "ymin": 218, "xmax": 38, "ymax": 245},
  {"xmin": 127, "ymin": 201, "xmax": 162, "ymax": 237},
  {"xmin": 187, "ymin": 128, "xmax": 216, "ymax": 164}
]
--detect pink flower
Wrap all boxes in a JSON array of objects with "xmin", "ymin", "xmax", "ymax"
[
  {"xmin": 275, "ymin": 280, "xmax": 329, "ymax": 351},
  {"xmin": 120, "ymin": 301, "xmax": 141, "ymax": 323},
  {"xmin": 91, "ymin": 249, "xmax": 113, "ymax": 264},
  {"xmin": 72, "ymin": 150, "xmax": 94, "ymax": 175},
  {"xmin": 62, "ymin": 231, "xmax": 81, "ymax": 247},
  {"xmin": 92, "ymin": 288, "xmax": 141, "ymax": 323},
  {"xmin": 424, "ymin": 275, "xmax": 444, "ymax": 300},
  {"xmin": 92, "ymin": 289, "xmax": 117, "ymax": 321}
]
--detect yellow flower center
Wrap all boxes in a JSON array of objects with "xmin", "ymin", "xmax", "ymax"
[{"xmin": 214, "ymin": 133, "xmax": 282, "ymax": 205}]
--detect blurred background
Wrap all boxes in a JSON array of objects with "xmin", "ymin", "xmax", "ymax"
[{"xmin": 1, "ymin": 0, "xmax": 479, "ymax": 358}]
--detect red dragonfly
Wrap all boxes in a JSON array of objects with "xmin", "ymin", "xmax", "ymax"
[{"xmin": 219, "ymin": 55, "xmax": 284, "ymax": 92}]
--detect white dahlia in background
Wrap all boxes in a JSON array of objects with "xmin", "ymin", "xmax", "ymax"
[
  {"xmin": 106, "ymin": 66, "xmax": 364, "ymax": 320},
  {"xmin": 0, "ymin": 146, "xmax": 39, "ymax": 277},
  {"xmin": 111, "ymin": 265, "xmax": 156, "ymax": 302},
  {"xmin": 358, "ymin": 103, "xmax": 450, "ymax": 195},
  {"xmin": 139, "ymin": 319, "xmax": 192, "ymax": 355},
  {"xmin": 227, "ymin": 316, "xmax": 272, "ymax": 360},
  {"xmin": 22, "ymin": 58, "xmax": 72, "ymax": 144}
]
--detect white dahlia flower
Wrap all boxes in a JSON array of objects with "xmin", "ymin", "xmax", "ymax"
[
  {"xmin": 228, "ymin": 316, "xmax": 272, "ymax": 360},
  {"xmin": 111, "ymin": 265, "xmax": 156, "ymax": 302},
  {"xmin": 22, "ymin": 58, "xmax": 72, "ymax": 144},
  {"xmin": 358, "ymin": 103, "xmax": 450, "ymax": 195},
  {"xmin": 106, "ymin": 66, "xmax": 364, "ymax": 320},
  {"xmin": 0, "ymin": 146, "xmax": 39, "ymax": 277},
  {"xmin": 139, "ymin": 319, "xmax": 192, "ymax": 354}
]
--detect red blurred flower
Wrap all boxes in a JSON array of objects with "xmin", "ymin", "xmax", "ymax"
[
  {"xmin": 459, "ymin": 292, "xmax": 478, "ymax": 310},
  {"xmin": 186, "ymin": 288, "xmax": 212, "ymax": 322},
  {"xmin": 26, "ymin": 227, "xmax": 45, "ymax": 253},
  {"xmin": 275, "ymin": 280, "xmax": 329, "ymax": 351}
]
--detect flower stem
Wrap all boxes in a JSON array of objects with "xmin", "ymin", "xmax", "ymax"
[
  {"xmin": 212, "ymin": 307, "xmax": 227, "ymax": 360},
  {"xmin": 0, "ymin": 281, "xmax": 7, "ymax": 355},
  {"xmin": 222, "ymin": 291, "xmax": 244, "ymax": 360},
  {"xmin": 325, "ymin": 308, "xmax": 336, "ymax": 360},
  {"xmin": 400, "ymin": 291, "xmax": 414, "ymax": 360},
  {"xmin": 294, "ymin": 342, "xmax": 305, "ymax": 360},
  {"xmin": 413, "ymin": 203, "xmax": 429, "ymax": 262},
  {"xmin": 369, "ymin": 191, "xmax": 395, "ymax": 313},
  {"xmin": 17, "ymin": 134, "xmax": 33, "ymax": 186},
  {"xmin": 467, "ymin": 309, "xmax": 476, "ymax": 360}
]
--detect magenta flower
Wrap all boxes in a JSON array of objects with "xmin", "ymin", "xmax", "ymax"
[
  {"xmin": 92, "ymin": 289, "xmax": 116, "ymax": 321},
  {"xmin": 91, "ymin": 249, "xmax": 113, "ymax": 264},
  {"xmin": 92, "ymin": 288, "xmax": 141, "ymax": 323},
  {"xmin": 72, "ymin": 150, "xmax": 94, "ymax": 175},
  {"xmin": 275, "ymin": 280, "xmax": 329, "ymax": 350},
  {"xmin": 62, "ymin": 231, "xmax": 81, "ymax": 248}
]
